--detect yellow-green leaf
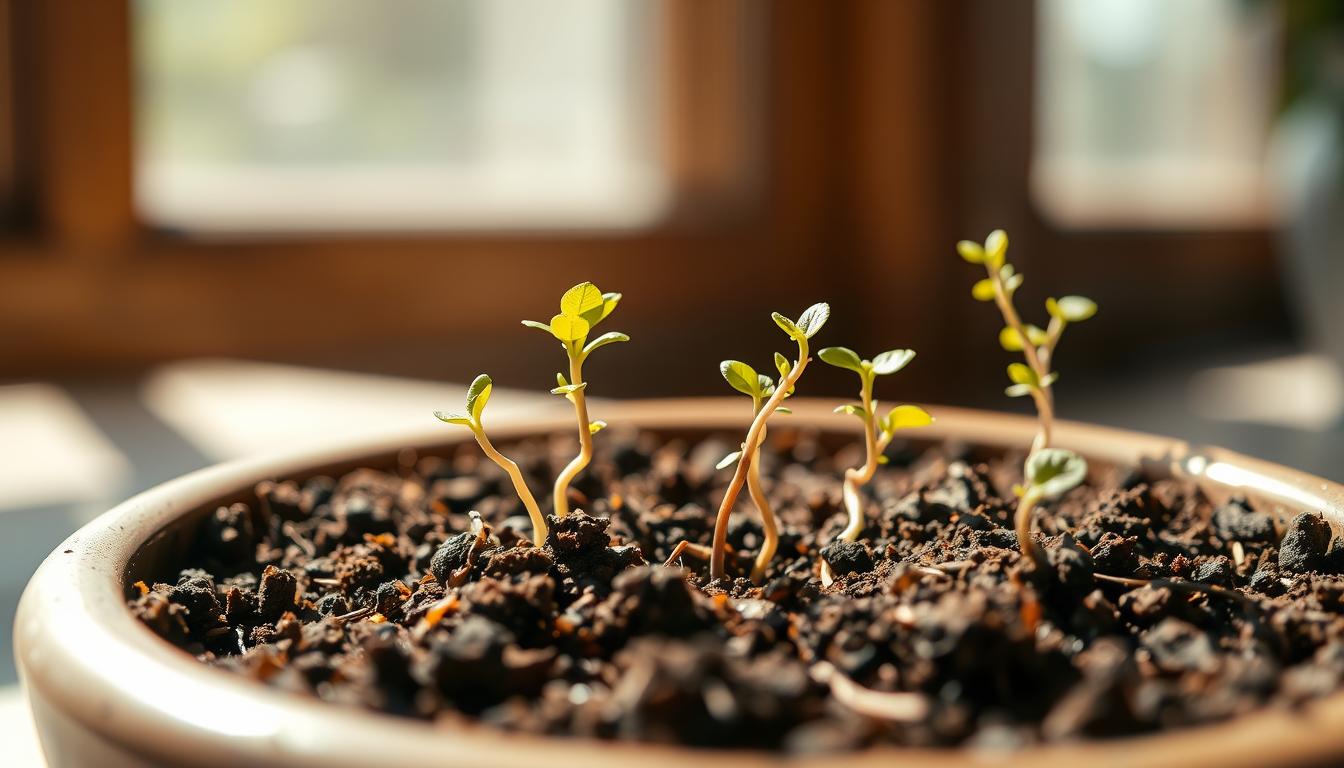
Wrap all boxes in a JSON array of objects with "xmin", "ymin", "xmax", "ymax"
[
  {"xmin": 772, "ymin": 312, "xmax": 804, "ymax": 340},
  {"xmin": 582, "ymin": 331, "xmax": 629, "ymax": 357},
  {"xmin": 795, "ymin": 303, "xmax": 830, "ymax": 338},
  {"xmin": 588, "ymin": 420, "xmax": 607, "ymax": 435},
  {"xmin": 1026, "ymin": 448, "xmax": 1088, "ymax": 499},
  {"xmin": 720, "ymin": 360, "xmax": 759, "ymax": 397},
  {"xmin": 971, "ymin": 279, "xmax": 995, "ymax": 301},
  {"xmin": 819, "ymin": 346, "xmax": 864, "ymax": 374},
  {"xmin": 999, "ymin": 326, "xmax": 1025, "ymax": 352},
  {"xmin": 883, "ymin": 404, "xmax": 933, "ymax": 431},
  {"xmin": 560, "ymin": 282, "xmax": 604, "ymax": 317},
  {"xmin": 580, "ymin": 291, "xmax": 621, "ymax": 327},
  {"xmin": 556, "ymin": 371, "xmax": 569, "ymax": 388},
  {"xmin": 1005, "ymin": 383, "xmax": 1033, "ymax": 398},
  {"xmin": 775, "ymin": 406, "xmax": 792, "ymax": 415},
  {"xmin": 834, "ymin": 403, "xmax": 866, "ymax": 418},
  {"xmin": 1007, "ymin": 363, "xmax": 1036, "ymax": 386},
  {"xmin": 872, "ymin": 349, "xmax": 915, "ymax": 376},
  {"xmin": 521, "ymin": 319, "xmax": 552, "ymax": 333},
  {"xmin": 551, "ymin": 382, "xmax": 588, "ymax": 396},
  {"xmin": 434, "ymin": 411, "xmax": 473, "ymax": 427},
  {"xmin": 549, "ymin": 313, "xmax": 590, "ymax": 342},
  {"xmin": 774, "ymin": 352, "xmax": 790, "ymax": 380},
  {"xmin": 1047, "ymin": 295, "xmax": 1098, "ymax": 323},
  {"xmin": 466, "ymin": 374, "xmax": 492, "ymax": 421},
  {"xmin": 985, "ymin": 229, "xmax": 1008, "ymax": 269},
  {"xmin": 957, "ymin": 240, "xmax": 985, "ymax": 264}
]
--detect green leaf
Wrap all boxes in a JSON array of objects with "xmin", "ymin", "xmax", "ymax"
[
  {"xmin": 877, "ymin": 454, "xmax": 889, "ymax": 465},
  {"xmin": 560, "ymin": 282, "xmax": 604, "ymax": 317},
  {"xmin": 588, "ymin": 420, "xmax": 607, "ymax": 435},
  {"xmin": 549, "ymin": 313, "xmax": 590, "ymax": 342},
  {"xmin": 775, "ymin": 406, "xmax": 792, "ymax": 415},
  {"xmin": 774, "ymin": 352, "xmax": 790, "ymax": 380},
  {"xmin": 834, "ymin": 403, "xmax": 866, "ymax": 418},
  {"xmin": 999, "ymin": 325, "xmax": 1046, "ymax": 352},
  {"xmin": 985, "ymin": 229, "xmax": 1008, "ymax": 269},
  {"xmin": 521, "ymin": 320, "xmax": 552, "ymax": 333},
  {"xmin": 818, "ymin": 346, "xmax": 865, "ymax": 374},
  {"xmin": 882, "ymin": 404, "xmax": 933, "ymax": 432},
  {"xmin": 1007, "ymin": 363, "xmax": 1037, "ymax": 387},
  {"xmin": 872, "ymin": 349, "xmax": 915, "ymax": 376},
  {"xmin": 716, "ymin": 450, "xmax": 742, "ymax": 470},
  {"xmin": 434, "ymin": 411, "xmax": 473, "ymax": 427},
  {"xmin": 550, "ymin": 382, "xmax": 588, "ymax": 396},
  {"xmin": 957, "ymin": 240, "xmax": 984, "ymax": 264},
  {"xmin": 720, "ymin": 360, "xmax": 759, "ymax": 397},
  {"xmin": 772, "ymin": 312, "xmax": 804, "ymax": 341},
  {"xmin": 971, "ymin": 279, "xmax": 996, "ymax": 301},
  {"xmin": 580, "ymin": 291, "xmax": 622, "ymax": 327},
  {"xmin": 757, "ymin": 374, "xmax": 776, "ymax": 397},
  {"xmin": 466, "ymin": 374, "xmax": 492, "ymax": 421},
  {"xmin": 795, "ymin": 303, "xmax": 830, "ymax": 338},
  {"xmin": 1047, "ymin": 295, "xmax": 1097, "ymax": 323},
  {"xmin": 556, "ymin": 372, "xmax": 569, "ymax": 388},
  {"xmin": 1004, "ymin": 383, "xmax": 1033, "ymax": 398},
  {"xmin": 1025, "ymin": 448, "xmax": 1088, "ymax": 499},
  {"xmin": 582, "ymin": 331, "xmax": 629, "ymax": 357}
]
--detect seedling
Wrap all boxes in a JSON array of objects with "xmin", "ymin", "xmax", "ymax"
[
  {"xmin": 705, "ymin": 302, "xmax": 830, "ymax": 581},
  {"xmin": 957, "ymin": 230, "xmax": 1097, "ymax": 454},
  {"xmin": 714, "ymin": 353, "xmax": 797, "ymax": 582},
  {"xmin": 1012, "ymin": 448, "xmax": 1087, "ymax": 569},
  {"xmin": 818, "ymin": 346, "xmax": 932, "ymax": 571},
  {"xmin": 435, "ymin": 374, "xmax": 548, "ymax": 546},
  {"xmin": 522, "ymin": 281, "xmax": 628, "ymax": 517}
]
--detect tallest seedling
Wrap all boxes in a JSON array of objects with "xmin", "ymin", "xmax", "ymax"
[
  {"xmin": 523, "ymin": 282, "xmax": 627, "ymax": 517},
  {"xmin": 958, "ymin": 230, "xmax": 1097, "ymax": 568}
]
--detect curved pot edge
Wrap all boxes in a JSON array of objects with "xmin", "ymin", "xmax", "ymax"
[{"xmin": 15, "ymin": 398, "xmax": 1344, "ymax": 768}]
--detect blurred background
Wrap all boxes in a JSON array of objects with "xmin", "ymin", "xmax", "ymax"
[{"xmin": 1, "ymin": 1, "xmax": 1343, "ymax": 755}]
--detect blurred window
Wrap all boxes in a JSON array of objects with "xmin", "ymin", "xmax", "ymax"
[
  {"xmin": 134, "ymin": 0, "xmax": 667, "ymax": 233},
  {"xmin": 1033, "ymin": 0, "xmax": 1279, "ymax": 228}
]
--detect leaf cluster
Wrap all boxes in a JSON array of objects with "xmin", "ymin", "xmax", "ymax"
[
  {"xmin": 957, "ymin": 230, "xmax": 1097, "ymax": 398},
  {"xmin": 819, "ymin": 347, "xmax": 932, "ymax": 437},
  {"xmin": 1021, "ymin": 448, "xmax": 1088, "ymax": 500},
  {"xmin": 522, "ymin": 281, "xmax": 629, "ymax": 362}
]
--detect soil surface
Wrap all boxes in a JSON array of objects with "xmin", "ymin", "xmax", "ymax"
[{"xmin": 129, "ymin": 428, "xmax": 1344, "ymax": 751}]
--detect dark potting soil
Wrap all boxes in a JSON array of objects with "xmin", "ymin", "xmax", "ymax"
[{"xmin": 128, "ymin": 428, "xmax": 1344, "ymax": 751}]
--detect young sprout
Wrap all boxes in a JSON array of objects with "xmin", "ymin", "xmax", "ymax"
[
  {"xmin": 706, "ymin": 302, "xmax": 830, "ymax": 581},
  {"xmin": 522, "ymin": 281, "xmax": 627, "ymax": 517},
  {"xmin": 716, "ymin": 353, "xmax": 796, "ymax": 583},
  {"xmin": 1013, "ymin": 448, "xmax": 1087, "ymax": 569},
  {"xmin": 435, "ymin": 374, "xmax": 548, "ymax": 546},
  {"xmin": 817, "ymin": 346, "xmax": 932, "ymax": 570},
  {"xmin": 957, "ymin": 230, "xmax": 1097, "ymax": 454}
]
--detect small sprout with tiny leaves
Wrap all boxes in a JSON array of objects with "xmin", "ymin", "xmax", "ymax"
[
  {"xmin": 522, "ymin": 281, "xmax": 628, "ymax": 517},
  {"xmin": 697, "ymin": 302, "xmax": 830, "ymax": 582},
  {"xmin": 713, "ymin": 355, "xmax": 797, "ymax": 582},
  {"xmin": 1012, "ymin": 448, "xmax": 1088, "ymax": 569},
  {"xmin": 818, "ymin": 345, "xmax": 932, "ymax": 577},
  {"xmin": 958, "ymin": 230, "xmax": 1097, "ymax": 455},
  {"xmin": 434, "ymin": 374, "xmax": 547, "ymax": 546}
]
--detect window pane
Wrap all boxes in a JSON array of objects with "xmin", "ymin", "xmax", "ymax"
[
  {"xmin": 1033, "ymin": 0, "xmax": 1278, "ymax": 227},
  {"xmin": 134, "ymin": 0, "xmax": 667, "ymax": 232}
]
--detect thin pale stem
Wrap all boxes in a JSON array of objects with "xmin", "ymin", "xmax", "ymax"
[
  {"xmin": 1014, "ymin": 487, "xmax": 1046, "ymax": 569},
  {"xmin": 840, "ymin": 374, "xmax": 878, "ymax": 543},
  {"xmin": 988, "ymin": 266, "xmax": 1055, "ymax": 453},
  {"xmin": 553, "ymin": 348, "xmax": 593, "ymax": 517},
  {"xmin": 747, "ymin": 422, "xmax": 777, "ymax": 583},
  {"xmin": 710, "ymin": 344, "xmax": 809, "ymax": 581},
  {"xmin": 471, "ymin": 425, "xmax": 547, "ymax": 547}
]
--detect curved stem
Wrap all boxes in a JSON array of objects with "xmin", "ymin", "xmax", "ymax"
[
  {"xmin": 988, "ymin": 267, "xmax": 1055, "ymax": 453},
  {"xmin": 471, "ymin": 425, "xmax": 547, "ymax": 546},
  {"xmin": 747, "ymin": 423, "xmax": 777, "ymax": 583},
  {"xmin": 552, "ymin": 348, "xmax": 592, "ymax": 517},
  {"xmin": 839, "ymin": 374, "xmax": 878, "ymax": 543},
  {"xmin": 710, "ymin": 342, "xmax": 809, "ymax": 581},
  {"xmin": 1014, "ymin": 486, "xmax": 1045, "ymax": 569}
]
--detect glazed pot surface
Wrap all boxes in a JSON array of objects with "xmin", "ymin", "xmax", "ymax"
[{"xmin": 16, "ymin": 399, "xmax": 1344, "ymax": 768}]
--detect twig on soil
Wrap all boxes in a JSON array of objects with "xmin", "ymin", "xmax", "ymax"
[{"xmin": 810, "ymin": 661, "xmax": 930, "ymax": 723}]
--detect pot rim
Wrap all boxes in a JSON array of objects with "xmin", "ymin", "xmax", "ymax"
[{"xmin": 15, "ymin": 398, "xmax": 1344, "ymax": 768}]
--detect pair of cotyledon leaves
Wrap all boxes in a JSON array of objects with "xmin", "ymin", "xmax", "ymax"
[
  {"xmin": 819, "ymin": 347, "xmax": 932, "ymax": 434},
  {"xmin": 521, "ymin": 281, "xmax": 629, "ymax": 358},
  {"xmin": 1024, "ymin": 448, "xmax": 1088, "ymax": 500},
  {"xmin": 434, "ymin": 372, "xmax": 494, "ymax": 427}
]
